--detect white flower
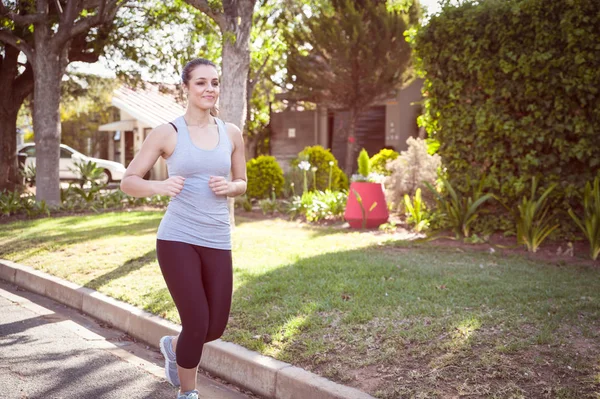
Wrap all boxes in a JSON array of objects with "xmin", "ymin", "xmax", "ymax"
[
  {"xmin": 329, "ymin": 161, "xmax": 334, "ymax": 166},
  {"xmin": 311, "ymin": 166, "xmax": 318, "ymax": 172},
  {"xmin": 298, "ymin": 161, "xmax": 311, "ymax": 171}
]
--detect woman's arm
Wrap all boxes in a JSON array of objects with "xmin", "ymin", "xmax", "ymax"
[
  {"xmin": 208, "ymin": 123, "xmax": 247, "ymax": 197},
  {"xmin": 120, "ymin": 125, "xmax": 184, "ymax": 198}
]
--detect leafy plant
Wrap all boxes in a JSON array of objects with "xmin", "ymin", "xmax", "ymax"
[
  {"xmin": 352, "ymin": 189, "xmax": 378, "ymax": 229},
  {"xmin": 370, "ymin": 148, "xmax": 399, "ymax": 176},
  {"xmin": 426, "ymin": 176, "xmax": 494, "ymax": 238},
  {"xmin": 259, "ymin": 187, "xmax": 282, "ymax": 215},
  {"xmin": 404, "ymin": 187, "xmax": 429, "ymax": 232},
  {"xmin": 234, "ymin": 195, "xmax": 253, "ymax": 212},
  {"xmin": 351, "ymin": 148, "xmax": 385, "ymax": 183},
  {"xmin": 379, "ymin": 220, "xmax": 398, "ymax": 233},
  {"xmin": 385, "ymin": 137, "xmax": 441, "ymax": 210},
  {"xmin": 0, "ymin": 190, "xmax": 23, "ymax": 216},
  {"xmin": 246, "ymin": 155, "xmax": 285, "ymax": 200},
  {"xmin": 71, "ymin": 160, "xmax": 106, "ymax": 187},
  {"xmin": 568, "ymin": 176, "xmax": 600, "ymax": 260},
  {"xmin": 358, "ymin": 148, "xmax": 370, "ymax": 178},
  {"xmin": 20, "ymin": 164, "xmax": 36, "ymax": 186},
  {"xmin": 293, "ymin": 145, "xmax": 348, "ymax": 191},
  {"xmin": 259, "ymin": 198, "xmax": 280, "ymax": 215},
  {"xmin": 516, "ymin": 177, "xmax": 559, "ymax": 253},
  {"xmin": 288, "ymin": 190, "xmax": 347, "ymax": 222}
]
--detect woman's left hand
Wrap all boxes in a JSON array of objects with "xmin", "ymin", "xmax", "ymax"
[{"xmin": 209, "ymin": 176, "xmax": 230, "ymax": 196}]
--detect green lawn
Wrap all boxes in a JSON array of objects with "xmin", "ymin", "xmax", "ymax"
[{"xmin": 1, "ymin": 211, "xmax": 599, "ymax": 398}]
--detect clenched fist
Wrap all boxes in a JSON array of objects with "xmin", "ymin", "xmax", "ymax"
[
  {"xmin": 155, "ymin": 176, "xmax": 185, "ymax": 197},
  {"xmin": 209, "ymin": 176, "xmax": 230, "ymax": 196}
]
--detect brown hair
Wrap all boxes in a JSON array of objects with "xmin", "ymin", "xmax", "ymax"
[{"xmin": 181, "ymin": 58, "xmax": 219, "ymax": 117}]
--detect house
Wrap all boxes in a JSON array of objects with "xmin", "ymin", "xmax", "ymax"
[
  {"xmin": 98, "ymin": 85, "xmax": 185, "ymax": 180},
  {"xmin": 269, "ymin": 79, "xmax": 424, "ymax": 172}
]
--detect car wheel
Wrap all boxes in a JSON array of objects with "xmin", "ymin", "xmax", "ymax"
[{"xmin": 97, "ymin": 169, "xmax": 111, "ymax": 185}]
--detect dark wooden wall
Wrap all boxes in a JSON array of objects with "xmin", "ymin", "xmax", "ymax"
[
  {"xmin": 330, "ymin": 106, "xmax": 386, "ymax": 172},
  {"xmin": 270, "ymin": 109, "xmax": 316, "ymax": 171}
]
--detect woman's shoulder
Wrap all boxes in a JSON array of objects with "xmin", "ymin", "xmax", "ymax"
[
  {"xmin": 148, "ymin": 123, "xmax": 178, "ymax": 139},
  {"xmin": 218, "ymin": 119, "xmax": 241, "ymax": 135}
]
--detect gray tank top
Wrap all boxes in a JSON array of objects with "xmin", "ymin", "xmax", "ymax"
[{"xmin": 157, "ymin": 116, "xmax": 232, "ymax": 250}]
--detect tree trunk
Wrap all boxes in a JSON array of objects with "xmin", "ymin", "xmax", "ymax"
[
  {"xmin": 0, "ymin": 108, "xmax": 21, "ymax": 191},
  {"xmin": 32, "ymin": 49, "xmax": 63, "ymax": 205},
  {"xmin": 219, "ymin": 1, "xmax": 256, "ymax": 227},
  {"xmin": 0, "ymin": 45, "xmax": 34, "ymax": 191},
  {"xmin": 344, "ymin": 109, "xmax": 360, "ymax": 176},
  {"xmin": 219, "ymin": 14, "xmax": 253, "ymax": 132}
]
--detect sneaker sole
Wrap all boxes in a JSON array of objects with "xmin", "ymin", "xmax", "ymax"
[{"xmin": 159, "ymin": 336, "xmax": 180, "ymax": 387}]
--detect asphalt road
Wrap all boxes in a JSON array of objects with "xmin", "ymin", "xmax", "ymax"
[{"xmin": 0, "ymin": 280, "xmax": 255, "ymax": 399}]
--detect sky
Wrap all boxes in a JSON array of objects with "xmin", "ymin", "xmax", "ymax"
[{"xmin": 420, "ymin": 0, "xmax": 443, "ymax": 15}]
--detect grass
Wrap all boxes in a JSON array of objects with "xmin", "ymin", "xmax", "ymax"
[{"xmin": 1, "ymin": 211, "xmax": 599, "ymax": 398}]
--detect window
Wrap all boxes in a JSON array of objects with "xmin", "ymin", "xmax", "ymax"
[
  {"xmin": 19, "ymin": 146, "xmax": 36, "ymax": 157},
  {"xmin": 60, "ymin": 148, "xmax": 74, "ymax": 158}
]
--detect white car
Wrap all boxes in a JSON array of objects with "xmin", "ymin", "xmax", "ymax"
[{"xmin": 18, "ymin": 143, "xmax": 126, "ymax": 184}]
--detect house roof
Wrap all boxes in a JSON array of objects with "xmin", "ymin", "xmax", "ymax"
[{"xmin": 99, "ymin": 85, "xmax": 186, "ymax": 131}]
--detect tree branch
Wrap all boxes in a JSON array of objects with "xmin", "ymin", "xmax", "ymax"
[
  {"xmin": 249, "ymin": 54, "xmax": 271, "ymax": 90},
  {"xmin": 53, "ymin": 0, "xmax": 82, "ymax": 47},
  {"xmin": 0, "ymin": 1, "xmax": 48, "ymax": 25},
  {"xmin": 54, "ymin": 0, "xmax": 121, "ymax": 50},
  {"xmin": 0, "ymin": 29, "xmax": 34, "ymax": 61},
  {"xmin": 185, "ymin": 0, "xmax": 225, "ymax": 31}
]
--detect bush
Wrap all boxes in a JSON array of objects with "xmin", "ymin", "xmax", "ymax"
[
  {"xmin": 516, "ymin": 177, "xmax": 560, "ymax": 253},
  {"xmin": 568, "ymin": 176, "xmax": 600, "ymax": 260},
  {"xmin": 292, "ymin": 146, "xmax": 348, "ymax": 191},
  {"xmin": 426, "ymin": 176, "xmax": 494, "ymax": 238},
  {"xmin": 385, "ymin": 137, "xmax": 441, "ymax": 210},
  {"xmin": 412, "ymin": 0, "xmax": 600, "ymax": 232},
  {"xmin": 246, "ymin": 155, "xmax": 285, "ymax": 200},
  {"xmin": 370, "ymin": 148, "xmax": 399, "ymax": 176},
  {"xmin": 288, "ymin": 190, "xmax": 347, "ymax": 222}
]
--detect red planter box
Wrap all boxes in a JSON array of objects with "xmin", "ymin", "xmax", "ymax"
[{"xmin": 344, "ymin": 181, "xmax": 389, "ymax": 229}]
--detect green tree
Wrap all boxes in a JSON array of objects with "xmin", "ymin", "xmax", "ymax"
[
  {"xmin": 0, "ymin": 0, "xmax": 125, "ymax": 204},
  {"xmin": 287, "ymin": 0, "xmax": 415, "ymax": 174}
]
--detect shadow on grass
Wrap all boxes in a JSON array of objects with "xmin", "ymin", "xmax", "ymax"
[
  {"xmin": 224, "ymin": 242, "xmax": 600, "ymax": 394},
  {"xmin": 84, "ymin": 249, "xmax": 157, "ymax": 291},
  {"xmin": 0, "ymin": 213, "xmax": 162, "ymax": 257}
]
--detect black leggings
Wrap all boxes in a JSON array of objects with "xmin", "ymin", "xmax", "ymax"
[{"xmin": 156, "ymin": 239, "xmax": 233, "ymax": 369}]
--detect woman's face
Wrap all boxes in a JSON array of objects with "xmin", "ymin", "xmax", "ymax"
[{"xmin": 186, "ymin": 65, "xmax": 220, "ymax": 111}]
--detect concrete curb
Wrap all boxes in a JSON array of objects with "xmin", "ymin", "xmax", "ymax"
[{"xmin": 0, "ymin": 259, "xmax": 375, "ymax": 399}]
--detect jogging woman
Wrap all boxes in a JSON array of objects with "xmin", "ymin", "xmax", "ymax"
[{"xmin": 120, "ymin": 58, "xmax": 247, "ymax": 399}]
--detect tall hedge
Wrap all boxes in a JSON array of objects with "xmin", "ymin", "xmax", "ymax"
[{"xmin": 413, "ymin": 0, "xmax": 600, "ymax": 212}]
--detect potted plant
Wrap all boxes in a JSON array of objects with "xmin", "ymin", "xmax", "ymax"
[{"xmin": 344, "ymin": 149, "xmax": 389, "ymax": 228}]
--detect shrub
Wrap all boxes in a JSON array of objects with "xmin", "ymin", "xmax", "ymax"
[
  {"xmin": 288, "ymin": 190, "xmax": 347, "ymax": 222},
  {"xmin": 357, "ymin": 148, "xmax": 370, "ymax": 178},
  {"xmin": 404, "ymin": 187, "xmax": 429, "ymax": 232},
  {"xmin": 293, "ymin": 146, "xmax": 348, "ymax": 191},
  {"xmin": 246, "ymin": 155, "xmax": 285, "ymax": 200},
  {"xmin": 370, "ymin": 148, "xmax": 399, "ymax": 176},
  {"xmin": 412, "ymin": 0, "xmax": 600, "ymax": 232},
  {"xmin": 568, "ymin": 176, "xmax": 600, "ymax": 260},
  {"xmin": 234, "ymin": 195, "xmax": 253, "ymax": 212},
  {"xmin": 516, "ymin": 177, "xmax": 559, "ymax": 253},
  {"xmin": 385, "ymin": 137, "xmax": 441, "ymax": 210},
  {"xmin": 351, "ymin": 148, "xmax": 384, "ymax": 183},
  {"xmin": 426, "ymin": 176, "xmax": 494, "ymax": 238}
]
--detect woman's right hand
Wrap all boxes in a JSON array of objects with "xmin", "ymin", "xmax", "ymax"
[{"xmin": 154, "ymin": 176, "xmax": 185, "ymax": 197}]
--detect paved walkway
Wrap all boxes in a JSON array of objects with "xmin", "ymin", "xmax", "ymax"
[{"xmin": 0, "ymin": 280, "xmax": 254, "ymax": 399}]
